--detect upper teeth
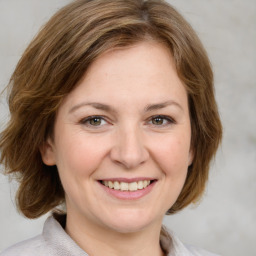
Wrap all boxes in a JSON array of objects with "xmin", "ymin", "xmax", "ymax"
[{"xmin": 102, "ymin": 180, "xmax": 151, "ymax": 191}]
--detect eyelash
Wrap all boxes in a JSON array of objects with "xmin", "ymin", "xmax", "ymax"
[
  {"xmin": 148, "ymin": 115, "xmax": 176, "ymax": 126},
  {"xmin": 79, "ymin": 115, "xmax": 108, "ymax": 127},
  {"xmin": 79, "ymin": 115, "xmax": 176, "ymax": 128}
]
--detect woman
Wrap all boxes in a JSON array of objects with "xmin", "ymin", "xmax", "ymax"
[{"xmin": 0, "ymin": 0, "xmax": 222, "ymax": 255}]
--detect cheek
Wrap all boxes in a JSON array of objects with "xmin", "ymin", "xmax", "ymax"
[
  {"xmin": 150, "ymin": 134, "xmax": 191, "ymax": 177},
  {"xmin": 54, "ymin": 134, "xmax": 108, "ymax": 178},
  {"xmin": 54, "ymin": 138, "xmax": 107, "ymax": 203}
]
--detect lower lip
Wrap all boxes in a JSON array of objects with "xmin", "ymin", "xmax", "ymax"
[{"xmin": 98, "ymin": 181, "xmax": 156, "ymax": 200}]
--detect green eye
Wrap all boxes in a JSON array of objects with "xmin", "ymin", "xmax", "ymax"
[
  {"xmin": 89, "ymin": 117, "xmax": 102, "ymax": 126},
  {"xmin": 80, "ymin": 116, "xmax": 107, "ymax": 127},
  {"xmin": 150, "ymin": 115, "xmax": 175, "ymax": 126},
  {"xmin": 152, "ymin": 116, "xmax": 164, "ymax": 125}
]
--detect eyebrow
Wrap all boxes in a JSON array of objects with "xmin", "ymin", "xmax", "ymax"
[
  {"xmin": 69, "ymin": 100, "xmax": 183, "ymax": 114},
  {"xmin": 144, "ymin": 100, "xmax": 183, "ymax": 112},
  {"xmin": 69, "ymin": 102, "xmax": 117, "ymax": 114}
]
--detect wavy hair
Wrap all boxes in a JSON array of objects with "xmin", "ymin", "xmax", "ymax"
[{"xmin": 0, "ymin": 0, "xmax": 222, "ymax": 218}]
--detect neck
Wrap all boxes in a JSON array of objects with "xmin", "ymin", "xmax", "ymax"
[{"xmin": 65, "ymin": 213, "xmax": 165, "ymax": 256}]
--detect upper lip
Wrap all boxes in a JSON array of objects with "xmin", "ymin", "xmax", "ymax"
[{"xmin": 99, "ymin": 177, "xmax": 156, "ymax": 183}]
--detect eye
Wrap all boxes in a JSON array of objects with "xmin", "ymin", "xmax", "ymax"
[
  {"xmin": 149, "ymin": 115, "xmax": 175, "ymax": 126},
  {"xmin": 80, "ymin": 116, "xmax": 107, "ymax": 127}
]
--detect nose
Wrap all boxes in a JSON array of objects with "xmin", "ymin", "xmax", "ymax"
[{"xmin": 110, "ymin": 126, "xmax": 149, "ymax": 169}]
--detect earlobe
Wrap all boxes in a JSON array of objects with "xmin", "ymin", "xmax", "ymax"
[
  {"xmin": 40, "ymin": 139, "xmax": 56, "ymax": 166},
  {"xmin": 188, "ymin": 149, "xmax": 194, "ymax": 166}
]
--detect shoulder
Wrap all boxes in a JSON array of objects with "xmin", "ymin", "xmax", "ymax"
[
  {"xmin": 161, "ymin": 228, "xmax": 221, "ymax": 256},
  {"xmin": 185, "ymin": 244, "xmax": 221, "ymax": 256},
  {"xmin": 0, "ymin": 215, "xmax": 87, "ymax": 256},
  {"xmin": 0, "ymin": 235, "xmax": 48, "ymax": 256}
]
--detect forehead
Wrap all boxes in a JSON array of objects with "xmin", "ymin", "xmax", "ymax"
[
  {"xmin": 60, "ymin": 41, "xmax": 188, "ymax": 111},
  {"xmin": 86, "ymin": 41, "xmax": 175, "ymax": 80}
]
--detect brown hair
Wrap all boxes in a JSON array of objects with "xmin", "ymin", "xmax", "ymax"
[{"xmin": 0, "ymin": 0, "xmax": 222, "ymax": 218}]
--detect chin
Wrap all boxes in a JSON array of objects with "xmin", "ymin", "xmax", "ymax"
[
  {"xmin": 107, "ymin": 221, "xmax": 150, "ymax": 234},
  {"xmin": 102, "ymin": 209, "xmax": 161, "ymax": 234}
]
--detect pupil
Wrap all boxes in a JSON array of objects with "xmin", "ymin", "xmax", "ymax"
[
  {"xmin": 153, "ymin": 117, "xmax": 163, "ymax": 125},
  {"xmin": 90, "ymin": 118, "xmax": 101, "ymax": 125}
]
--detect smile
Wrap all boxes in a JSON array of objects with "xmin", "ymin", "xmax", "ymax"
[{"xmin": 100, "ymin": 180, "xmax": 152, "ymax": 192}]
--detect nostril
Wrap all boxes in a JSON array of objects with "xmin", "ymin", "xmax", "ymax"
[{"xmin": 109, "ymin": 134, "xmax": 149, "ymax": 169}]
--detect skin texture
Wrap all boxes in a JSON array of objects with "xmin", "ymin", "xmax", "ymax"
[{"xmin": 41, "ymin": 41, "xmax": 193, "ymax": 256}]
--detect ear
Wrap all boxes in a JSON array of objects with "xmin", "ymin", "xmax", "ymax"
[
  {"xmin": 188, "ymin": 148, "xmax": 194, "ymax": 166},
  {"xmin": 40, "ymin": 138, "xmax": 56, "ymax": 166}
]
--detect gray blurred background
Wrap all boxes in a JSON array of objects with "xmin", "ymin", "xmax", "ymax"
[{"xmin": 0, "ymin": 1, "xmax": 255, "ymax": 255}]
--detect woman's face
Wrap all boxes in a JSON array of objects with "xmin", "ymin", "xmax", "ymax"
[{"xmin": 41, "ymin": 41, "xmax": 193, "ymax": 234}]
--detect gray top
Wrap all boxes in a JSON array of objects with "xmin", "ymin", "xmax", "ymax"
[{"xmin": 0, "ymin": 216, "xmax": 220, "ymax": 256}]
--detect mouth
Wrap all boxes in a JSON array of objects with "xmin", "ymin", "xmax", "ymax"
[{"xmin": 99, "ymin": 179, "xmax": 156, "ymax": 192}]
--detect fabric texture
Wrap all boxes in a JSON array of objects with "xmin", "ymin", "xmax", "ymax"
[{"xmin": 0, "ymin": 216, "xmax": 220, "ymax": 256}]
